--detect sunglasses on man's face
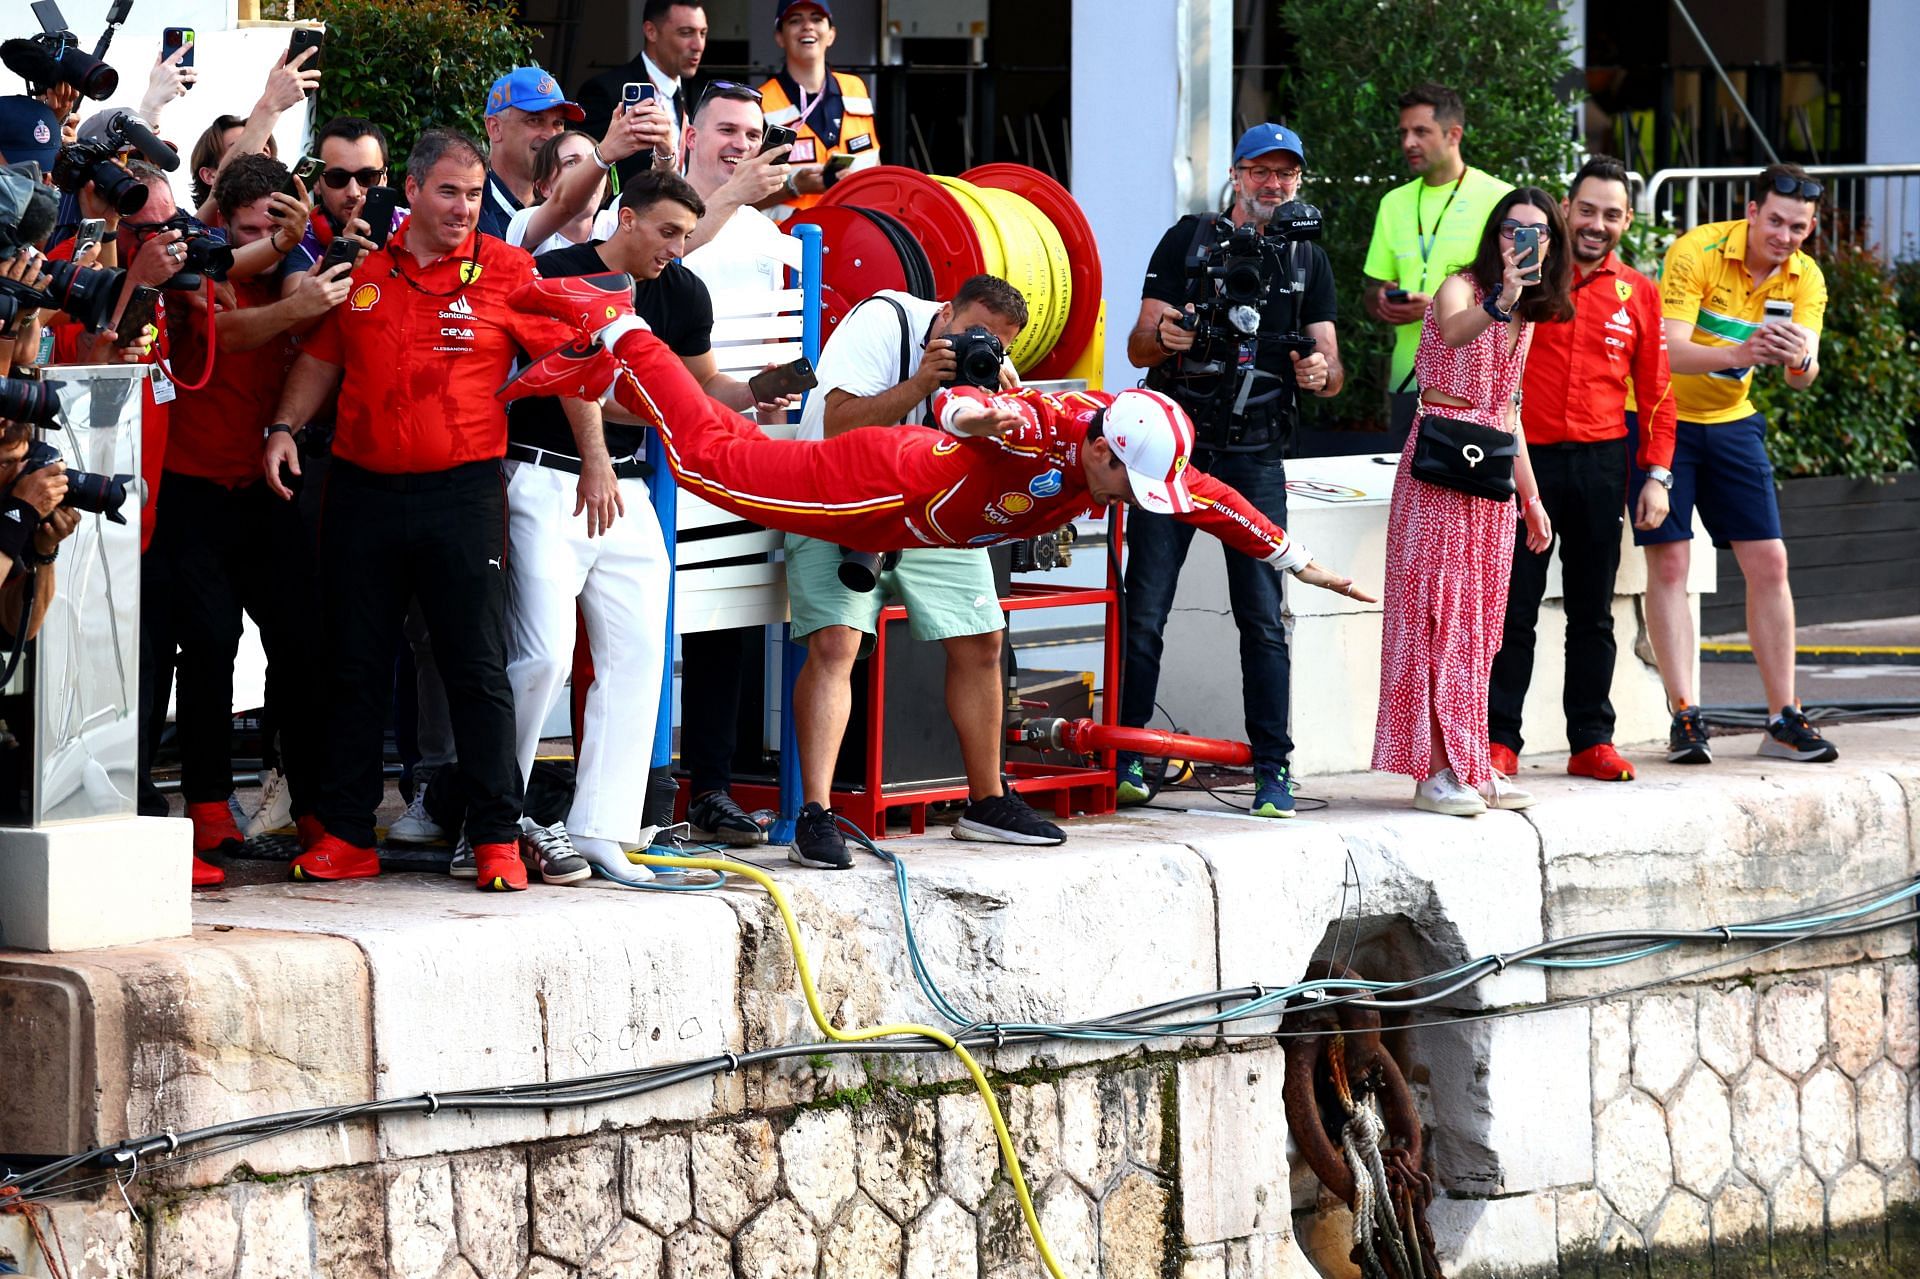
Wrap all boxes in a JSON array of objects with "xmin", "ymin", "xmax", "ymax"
[{"xmin": 322, "ymin": 167, "xmax": 384, "ymax": 190}]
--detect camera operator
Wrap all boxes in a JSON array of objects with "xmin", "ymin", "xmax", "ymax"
[
  {"xmin": 0, "ymin": 421, "xmax": 78, "ymax": 641},
  {"xmin": 783, "ymin": 274, "xmax": 1062, "ymax": 869},
  {"xmin": 1120, "ymin": 124, "xmax": 1342, "ymax": 818},
  {"xmin": 151, "ymin": 154, "xmax": 353, "ymax": 886}
]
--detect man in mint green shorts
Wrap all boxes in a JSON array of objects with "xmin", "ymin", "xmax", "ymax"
[{"xmin": 784, "ymin": 275, "xmax": 1066, "ymax": 869}]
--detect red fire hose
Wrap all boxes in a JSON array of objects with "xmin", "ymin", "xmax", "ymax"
[{"xmin": 1011, "ymin": 717, "xmax": 1253, "ymax": 766}]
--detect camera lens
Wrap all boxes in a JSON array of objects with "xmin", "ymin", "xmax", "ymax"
[
  {"xmin": 43, "ymin": 260, "xmax": 125, "ymax": 332},
  {"xmin": 59, "ymin": 47, "xmax": 119, "ymax": 100},
  {"xmin": 0, "ymin": 376, "xmax": 62, "ymax": 427},
  {"xmin": 90, "ymin": 159, "xmax": 147, "ymax": 215}
]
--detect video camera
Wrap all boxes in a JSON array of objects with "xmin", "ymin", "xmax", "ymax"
[
  {"xmin": 1175, "ymin": 201, "xmax": 1321, "ymax": 372},
  {"xmin": 19, "ymin": 437, "xmax": 131, "ymax": 524},
  {"xmin": 52, "ymin": 110, "xmax": 182, "ymax": 216},
  {"xmin": 0, "ymin": 0, "xmax": 136, "ymax": 102}
]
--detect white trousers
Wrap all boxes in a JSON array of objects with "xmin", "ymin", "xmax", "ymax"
[{"xmin": 505, "ymin": 461, "xmax": 670, "ymax": 843}]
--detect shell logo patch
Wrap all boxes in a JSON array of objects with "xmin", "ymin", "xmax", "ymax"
[
  {"xmin": 1000, "ymin": 492, "xmax": 1033, "ymax": 516},
  {"xmin": 1615, "ymin": 280, "xmax": 1633, "ymax": 303},
  {"xmin": 350, "ymin": 283, "xmax": 381, "ymax": 311},
  {"xmin": 459, "ymin": 262, "xmax": 485, "ymax": 285}
]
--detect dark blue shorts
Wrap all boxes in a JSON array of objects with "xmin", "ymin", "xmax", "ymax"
[{"xmin": 1627, "ymin": 411, "xmax": 1782, "ymax": 548}]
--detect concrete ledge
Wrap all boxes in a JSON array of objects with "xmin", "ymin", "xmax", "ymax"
[{"xmin": 0, "ymin": 816, "xmax": 193, "ymax": 952}]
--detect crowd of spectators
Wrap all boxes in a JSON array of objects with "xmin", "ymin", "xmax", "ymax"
[{"xmin": 0, "ymin": 2, "xmax": 1840, "ymax": 890}]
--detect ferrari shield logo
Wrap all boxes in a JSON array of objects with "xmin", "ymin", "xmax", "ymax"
[
  {"xmin": 1615, "ymin": 280, "xmax": 1633, "ymax": 303},
  {"xmin": 459, "ymin": 262, "xmax": 484, "ymax": 285}
]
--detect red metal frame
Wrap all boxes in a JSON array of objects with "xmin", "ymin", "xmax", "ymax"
[{"xmin": 722, "ymin": 522, "xmax": 1124, "ymax": 839}]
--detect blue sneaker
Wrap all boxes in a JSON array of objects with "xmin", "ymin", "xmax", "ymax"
[
  {"xmin": 1116, "ymin": 754, "xmax": 1150, "ymax": 806},
  {"xmin": 1253, "ymin": 767, "xmax": 1296, "ymax": 818}
]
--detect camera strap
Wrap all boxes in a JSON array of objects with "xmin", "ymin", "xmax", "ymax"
[{"xmin": 855, "ymin": 293, "xmax": 924, "ymax": 425}]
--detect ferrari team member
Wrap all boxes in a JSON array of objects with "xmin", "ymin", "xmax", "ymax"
[
  {"xmin": 260, "ymin": 129, "xmax": 590, "ymax": 891},
  {"xmin": 504, "ymin": 275, "xmax": 1374, "ymax": 600},
  {"xmin": 1487, "ymin": 156, "xmax": 1676, "ymax": 783}
]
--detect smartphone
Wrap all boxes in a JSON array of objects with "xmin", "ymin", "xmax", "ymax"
[
  {"xmin": 161, "ymin": 27, "xmax": 194, "ymax": 73},
  {"xmin": 317, "ymin": 237, "xmax": 360, "ymax": 276},
  {"xmin": 358, "ymin": 186, "xmax": 402, "ymax": 248},
  {"xmin": 115, "ymin": 285, "xmax": 159, "ymax": 346},
  {"xmin": 287, "ymin": 27, "xmax": 324, "ymax": 84},
  {"xmin": 622, "ymin": 82, "xmax": 657, "ymax": 109},
  {"xmin": 1762, "ymin": 298, "xmax": 1794, "ymax": 324},
  {"xmin": 1384, "ymin": 288, "xmax": 1409, "ymax": 304},
  {"xmin": 72, "ymin": 218, "xmax": 106, "ymax": 258},
  {"xmin": 1512, "ymin": 225, "xmax": 1541, "ymax": 277},
  {"xmin": 760, "ymin": 123, "xmax": 798, "ymax": 158},
  {"xmin": 748, "ymin": 357, "xmax": 818, "ymax": 404},
  {"xmin": 824, "ymin": 152, "xmax": 858, "ymax": 174},
  {"xmin": 293, "ymin": 154, "xmax": 325, "ymax": 186}
]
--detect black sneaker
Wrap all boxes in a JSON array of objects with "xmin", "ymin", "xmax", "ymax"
[
  {"xmin": 1759, "ymin": 706, "xmax": 1839, "ymax": 763},
  {"xmin": 788, "ymin": 802, "xmax": 852, "ymax": 870},
  {"xmin": 687, "ymin": 789, "xmax": 767, "ymax": 846},
  {"xmin": 954, "ymin": 790, "xmax": 1066, "ymax": 845},
  {"xmin": 1666, "ymin": 707, "xmax": 1713, "ymax": 764}
]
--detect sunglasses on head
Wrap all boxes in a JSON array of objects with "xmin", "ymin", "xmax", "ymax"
[
  {"xmin": 696, "ymin": 80, "xmax": 764, "ymax": 113},
  {"xmin": 1766, "ymin": 173, "xmax": 1823, "ymax": 201},
  {"xmin": 322, "ymin": 166, "xmax": 383, "ymax": 189}
]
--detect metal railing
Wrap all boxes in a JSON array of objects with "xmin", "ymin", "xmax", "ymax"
[{"xmin": 1639, "ymin": 164, "xmax": 1920, "ymax": 262}]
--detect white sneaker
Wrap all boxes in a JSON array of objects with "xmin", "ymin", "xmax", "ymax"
[
  {"xmin": 1413, "ymin": 768, "xmax": 1487, "ymax": 817},
  {"xmin": 1478, "ymin": 773, "xmax": 1536, "ymax": 811},
  {"xmin": 387, "ymin": 788, "xmax": 448, "ymax": 845},
  {"xmin": 448, "ymin": 835, "xmax": 476, "ymax": 878},
  {"xmin": 243, "ymin": 767, "xmax": 294, "ymax": 838}
]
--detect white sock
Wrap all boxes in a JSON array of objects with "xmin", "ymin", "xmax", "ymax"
[{"xmin": 571, "ymin": 833, "xmax": 653, "ymax": 882}]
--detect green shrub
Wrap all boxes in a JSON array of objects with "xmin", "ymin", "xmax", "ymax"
[
  {"xmin": 1281, "ymin": 0, "xmax": 1581, "ymax": 429},
  {"xmin": 1747, "ymin": 241, "xmax": 1920, "ymax": 478},
  {"xmin": 292, "ymin": 0, "xmax": 535, "ymax": 173}
]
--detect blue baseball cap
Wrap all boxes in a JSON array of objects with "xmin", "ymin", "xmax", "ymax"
[
  {"xmin": 485, "ymin": 67, "xmax": 585, "ymax": 121},
  {"xmin": 0, "ymin": 96, "xmax": 61, "ymax": 173},
  {"xmin": 775, "ymin": 0, "xmax": 834, "ymax": 24},
  {"xmin": 1233, "ymin": 123, "xmax": 1305, "ymax": 167}
]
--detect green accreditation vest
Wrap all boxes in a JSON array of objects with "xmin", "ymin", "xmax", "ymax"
[{"xmin": 1363, "ymin": 166, "xmax": 1513, "ymax": 389}]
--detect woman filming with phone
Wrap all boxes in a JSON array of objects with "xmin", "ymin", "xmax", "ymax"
[{"xmin": 1372, "ymin": 186, "xmax": 1572, "ymax": 818}]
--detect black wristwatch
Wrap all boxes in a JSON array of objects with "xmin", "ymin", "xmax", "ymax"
[{"xmin": 267, "ymin": 422, "xmax": 298, "ymax": 441}]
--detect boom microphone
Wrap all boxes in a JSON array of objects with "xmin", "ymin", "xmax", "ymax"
[
  {"xmin": 103, "ymin": 110, "xmax": 178, "ymax": 171},
  {"xmin": 0, "ymin": 39, "xmax": 61, "ymax": 88}
]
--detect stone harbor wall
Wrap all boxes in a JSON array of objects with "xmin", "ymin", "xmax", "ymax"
[{"xmin": 4, "ymin": 727, "xmax": 1920, "ymax": 1278}]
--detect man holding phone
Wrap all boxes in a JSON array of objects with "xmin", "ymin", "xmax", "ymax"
[
  {"xmin": 576, "ymin": 1, "xmax": 707, "ymax": 179},
  {"xmin": 1362, "ymin": 83, "xmax": 1512, "ymax": 450},
  {"xmin": 1637, "ymin": 162, "xmax": 1834, "ymax": 766},
  {"xmin": 503, "ymin": 170, "xmax": 771, "ymax": 882},
  {"xmin": 296, "ymin": 117, "xmax": 405, "ymax": 260}
]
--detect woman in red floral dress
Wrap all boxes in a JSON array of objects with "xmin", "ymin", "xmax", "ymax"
[{"xmin": 1373, "ymin": 188, "xmax": 1574, "ymax": 816}]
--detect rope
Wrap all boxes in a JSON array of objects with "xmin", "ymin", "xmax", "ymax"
[{"xmin": 0, "ymin": 1185, "xmax": 71, "ymax": 1279}]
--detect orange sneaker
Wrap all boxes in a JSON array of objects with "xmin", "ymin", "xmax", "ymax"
[
  {"xmin": 187, "ymin": 800, "xmax": 245, "ymax": 857},
  {"xmin": 473, "ymin": 841, "xmax": 528, "ymax": 892},
  {"xmin": 291, "ymin": 833, "xmax": 381, "ymax": 881},
  {"xmin": 192, "ymin": 854, "xmax": 226, "ymax": 889},
  {"xmin": 1568, "ymin": 742, "xmax": 1636, "ymax": 781},
  {"xmin": 1489, "ymin": 742, "xmax": 1519, "ymax": 776},
  {"xmin": 296, "ymin": 814, "xmax": 326, "ymax": 851}
]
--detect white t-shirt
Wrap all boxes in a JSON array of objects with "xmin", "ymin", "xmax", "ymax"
[
  {"xmin": 505, "ymin": 205, "xmax": 621, "ymax": 257},
  {"xmin": 682, "ymin": 205, "xmax": 792, "ymax": 301},
  {"xmin": 796, "ymin": 290, "xmax": 941, "ymax": 442}
]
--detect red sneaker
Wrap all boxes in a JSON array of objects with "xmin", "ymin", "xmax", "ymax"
[
  {"xmin": 509, "ymin": 273, "xmax": 637, "ymax": 335},
  {"xmin": 296, "ymin": 814, "xmax": 326, "ymax": 851},
  {"xmin": 1568, "ymin": 742, "xmax": 1636, "ymax": 781},
  {"xmin": 496, "ymin": 337, "xmax": 621, "ymax": 405},
  {"xmin": 192, "ymin": 854, "xmax": 226, "ymax": 889},
  {"xmin": 187, "ymin": 800, "xmax": 245, "ymax": 857},
  {"xmin": 473, "ymin": 841, "xmax": 528, "ymax": 892},
  {"xmin": 1489, "ymin": 742, "xmax": 1519, "ymax": 777},
  {"xmin": 291, "ymin": 833, "xmax": 381, "ymax": 881}
]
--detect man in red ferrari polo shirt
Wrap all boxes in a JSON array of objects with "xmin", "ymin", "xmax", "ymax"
[
  {"xmin": 1487, "ymin": 155, "xmax": 1677, "ymax": 782},
  {"xmin": 261, "ymin": 129, "xmax": 587, "ymax": 891}
]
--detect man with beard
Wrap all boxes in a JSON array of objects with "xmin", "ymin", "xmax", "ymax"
[{"xmin": 1486, "ymin": 155, "xmax": 1676, "ymax": 783}]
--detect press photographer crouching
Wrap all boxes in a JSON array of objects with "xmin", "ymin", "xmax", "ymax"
[{"xmin": 1121, "ymin": 123, "xmax": 1344, "ymax": 817}]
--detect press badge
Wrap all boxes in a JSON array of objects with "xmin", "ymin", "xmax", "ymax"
[
  {"xmin": 151, "ymin": 366, "xmax": 176, "ymax": 404},
  {"xmin": 789, "ymin": 138, "xmax": 817, "ymax": 164}
]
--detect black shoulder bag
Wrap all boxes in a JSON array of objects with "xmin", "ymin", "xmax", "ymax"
[{"xmin": 1410, "ymin": 412, "xmax": 1519, "ymax": 502}]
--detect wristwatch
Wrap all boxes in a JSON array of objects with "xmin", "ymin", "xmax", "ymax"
[
  {"xmin": 1645, "ymin": 465, "xmax": 1674, "ymax": 491},
  {"xmin": 1481, "ymin": 294, "xmax": 1513, "ymax": 324}
]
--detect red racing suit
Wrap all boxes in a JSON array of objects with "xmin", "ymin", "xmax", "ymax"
[{"xmin": 602, "ymin": 327, "xmax": 1307, "ymax": 566}]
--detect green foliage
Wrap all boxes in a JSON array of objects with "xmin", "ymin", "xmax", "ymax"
[
  {"xmin": 292, "ymin": 0, "xmax": 535, "ymax": 173},
  {"xmin": 1280, "ymin": 0, "xmax": 1581, "ymax": 427},
  {"xmin": 1747, "ymin": 241, "xmax": 1920, "ymax": 479}
]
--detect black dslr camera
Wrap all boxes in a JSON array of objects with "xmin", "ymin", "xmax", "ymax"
[
  {"xmin": 17, "ymin": 437, "xmax": 133, "ymax": 524},
  {"xmin": 52, "ymin": 110, "xmax": 182, "ymax": 216},
  {"xmin": 943, "ymin": 325, "xmax": 1005, "ymax": 390},
  {"xmin": 0, "ymin": 1, "xmax": 124, "ymax": 102}
]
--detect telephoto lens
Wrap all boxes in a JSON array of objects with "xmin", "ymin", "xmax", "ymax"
[
  {"xmin": 42, "ymin": 260, "xmax": 125, "ymax": 332},
  {"xmin": 836, "ymin": 547, "xmax": 901, "ymax": 593},
  {"xmin": 0, "ymin": 376, "xmax": 61, "ymax": 427}
]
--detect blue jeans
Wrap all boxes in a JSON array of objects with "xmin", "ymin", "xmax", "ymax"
[{"xmin": 1120, "ymin": 450, "xmax": 1293, "ymax": 769}]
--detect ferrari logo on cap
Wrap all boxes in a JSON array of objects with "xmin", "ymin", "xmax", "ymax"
[
  {"xmin": 460, "ymin": 262, "xmax": 484, "ymax": 285},
  {"xmin": 349, "ymin": 283, "xmax": 380, "ymax": 311}
]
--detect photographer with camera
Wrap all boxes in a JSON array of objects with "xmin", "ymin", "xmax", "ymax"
[
  {"xmin": 0, "ymin": 421, "xmax": 79, "ymax": 640},
  {"xmin": 150, "ymin": 154, "xmax": 353, "ymax": 885},
  {"xmin": 1120, "ymin": 124, "xmax": 1343, "ymax": 817},
  {"xmin": 780, "ymin": 274, "xmax": 1060, "ymax": 870}
]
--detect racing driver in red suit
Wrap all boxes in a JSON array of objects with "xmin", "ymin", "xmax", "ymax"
[{"xmin": 503, "ymin": 274, "xmax": 1377, "ymax": 603}]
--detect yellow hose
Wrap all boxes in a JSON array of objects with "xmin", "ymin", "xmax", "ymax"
[{"xmin": 630, "ymin": 850, "xmax": 1071, "ymax": 1278}]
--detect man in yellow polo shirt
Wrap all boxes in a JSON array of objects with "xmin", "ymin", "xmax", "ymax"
[
  {"xmin": 1635, "ymin": 162, "xmax": 1835, "ymax": 766},
  {"xmin": 1362, "ymin": 82, "xmax": 1512, "ymax": 448}
]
